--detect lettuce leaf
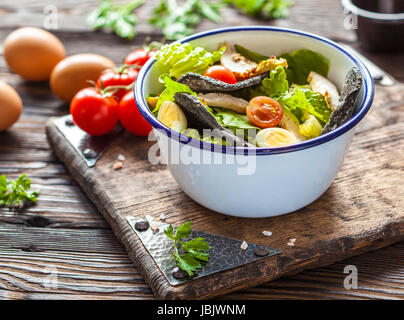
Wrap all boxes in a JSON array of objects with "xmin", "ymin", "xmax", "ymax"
[
  {"xmin": 153, "ymin": 76, "xmax": 197, "ymax": 113},
  {"xmin": 259, "ymin": 66, "xmax": 289, "ymax": 97},
  {"xmin": 234, "ymin": 44, "xmax": 268, "ymax": 63},
  {"xmin": 213, "ymin": 107, "xmax": 259, "ymax": 142},
  {"xmin": 280, "ymin": 49, "xmax": 330, "ymax": 85},
  {"xmin": 299, "ymin": 114, "xmax": 322, "ymax": 139},
  {"xmin": 298, "ymin": 86, "xmax": 331, "ymax": 124},
  {"xmin": 155, "ymin": 42, "xmax": 225, "ymax": 79},
  {"xmin": 278, "ymin": 86, "xmax": 331, "ymax": 124}
]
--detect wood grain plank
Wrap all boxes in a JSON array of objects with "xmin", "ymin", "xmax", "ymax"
[
  {"xmin": 0, "ymin": 244, "xmax": 401, "ymax": 299},
  {"xmin": 0, "ymin": 223, "xmax": 123, "ymax": 253},
  {"xmin": 0, "ymin": 249, "xmax": 153, "ymax": 297}
]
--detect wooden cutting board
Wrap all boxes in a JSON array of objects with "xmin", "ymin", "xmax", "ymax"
[{"xmin": 45, "ymin": 84, "xmax": 404, "ymax": 300}]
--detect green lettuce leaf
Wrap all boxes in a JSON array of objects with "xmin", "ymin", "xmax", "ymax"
[
  {"xmin": 234, "ymin": 44, "xmax": 268, "ymax": 63},
  {"xmin": 299, "ymin": 114, "xmax": 322, "ymax": 139},
  {"xmin": 280, "ymin": 49, "xmax": 330, "ymax": 85},
  {"xmin": 200, "ymin": 135, "xmax": 227, "ymax": 146},
  {"xmin": 155, "ymin": 42, "xmax": 225, "ymax": 79},
  {"xmin": 278, "ymin": 86, "xmax": 331, "ymax": 124},
  {"xmin": 213, "ymin": 107, "xmax": 259, "ymax": 143},
  {"xmin": 298, "ymin": 86, "xmax": 331, "ymax": 124},
  {"xmin": 256, "ymin": 66, "xmax": 289, "ymax": 97},
  {"xmin": 153, "ymin": 76, "xmax": 197, "ymax": 113}
]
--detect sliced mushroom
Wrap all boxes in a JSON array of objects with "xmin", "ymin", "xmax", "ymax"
[
  {"xmin": 198, "ymin": 93, "xmax": 249, "ymax": 113},
  {"xmin": 220, "ymin": 42, "xmax": 257, "ymax": 76},
  {"xmin": 220, "ymin": 43, "xmax": 288, "ymax": 81},
  {"xmin": 308, "ymin": 71, "xmax": 340, "ymax": 110}
]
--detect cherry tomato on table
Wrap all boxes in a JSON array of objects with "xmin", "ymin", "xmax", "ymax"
[
  {"xmin": 119, "ymin": 91, "xmax": 152, "ymax": 136},
  {"xmin": 96, "ymin": 67, "xmax": 138, "ymax": 101},
  {"xmin": 203, "ymin": 65, "xmax": 237, "ymax": 84},
  {"xmin": 70, "ymin": 88, "xmax": 119, "ymax": 136},
  {"xmin": 246, "ymin": 96, "xmax": 283, "ymax": 129},
  {"xmin": 124, "ymin": 49, "xmax": 156, "ymax": 68}
]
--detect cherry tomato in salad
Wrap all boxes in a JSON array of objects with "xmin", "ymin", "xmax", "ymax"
[
  {"xmin": 203, "ymin": 66, "xmax": 237, "ymax": 84},
  {"xmin": 124, "ymin": 49, "xmax": 156, "ymax": 68},
  {"xmin": 70, "ymin": 88, "xmax": 119, "ymax": 136},
  {"xmin": 96, "ymin": 67, "xmax": 138, "ymax": 101},
  {"xmin": 119, "ymin": 91, "xmax": 152, "ymax": 136},
  {"xmin": 246, "ymin": 96, "xmax": 283, "ymax": 129}
]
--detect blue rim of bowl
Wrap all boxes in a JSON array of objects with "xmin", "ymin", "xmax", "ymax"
[{"xmin": 135, "ymin": 26, "xmax": 375, "ymax": 156}]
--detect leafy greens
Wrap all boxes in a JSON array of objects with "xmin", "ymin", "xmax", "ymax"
[
  {"xmin": 0, "ymin": 174, "xmax": 39, "ymax": 208},
  {"xmin": 155, "ymin": 42, "xmax": 225, "ymax": 79},
  {"xmin": 280, "ymin": 49, "xmax": 330, "ymax": 85},
  {"xmin": 86, "ymin": 0, "xmax": 144, "ymax": 39},
  {"xmin": 153, "ymin": 75, "xmax": 198, "ymax": 113},
  {"xmin": 248, "ymin": 66, "xmax": 331, "ymax": 138},
  {"xmin": 164, "ymin": 221, "xmax": 210, "ymax": 277},
  {"xmin": 227, "ymin": 0, "xmax": 294, "ymax": 19},
  {"xmin": 150, "ymin": 0, "xmax": 224, "ymax": 40}
]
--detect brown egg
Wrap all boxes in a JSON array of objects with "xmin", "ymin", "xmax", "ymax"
[
  {"xmin": 3, "ymin": 27, "xmax": 66, "ymax": 82},
  {"xmin": 50, "ymin": 54, "xmax": 115, "ymax": 102},
  {"xmin": 0, "ymin": 81, "xmax": 23, "ymax": 132}
]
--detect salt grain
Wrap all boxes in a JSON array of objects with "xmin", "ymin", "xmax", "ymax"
[
  {"xmin": 262, "ymin": 230, "xmax": 272, "ymax": 237},
  {"xmin": 240, "ymin": 240, "xmax": 248, "ymax": 250},
  {"xmin": 118, "ymin": 154, "xmax": 126, "ymax": 161},
  {"xmin": 159, "ymin": 213, "xmax": 166, "ymax": 221}
]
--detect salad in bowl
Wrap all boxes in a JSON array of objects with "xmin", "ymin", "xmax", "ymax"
[
  {"xmin": 145, "ymin": 39, "xmax": 362, "ymax": 149},
  {"xmin": 135, "ymin": 27, "xmax": 374, "ymax": 218}
]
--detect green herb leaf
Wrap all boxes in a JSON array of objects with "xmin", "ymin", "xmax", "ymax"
[
  {"xmin": 227, "ymin": 0, "xmax": 293, "ymax": 18},
  {"xmin": 174, "ymin": 221, "xmax": 193, "ymax": 240},
  {"xmin": 149, "ymin": 0, "xmax": 224, "ymax": 40},
  {"xmin": 0, "ymin": 174, "xmax": 39, "ymax": 208},
  {"xmin": 164, "ymin": 224, "xmax": 174, "ymax": 239},
  {"xmin": 172, "ymin": 252, "xmax": 202, "ymax": 276},
  {"xmin": 86, "ymin": 0, "xmax": 144, "ymax": 40},
  {"xmin": 164, "ymin": 221, "xmax": 210, "ymax": 277}
]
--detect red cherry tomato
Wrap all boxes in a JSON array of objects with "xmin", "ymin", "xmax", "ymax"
[
  {"xmin": 119, "ymin": 91, "xmax": 152, "ymax": 136},
  {"xmin": 96, "ymin": 67, "xmax": 138, "ymax": 101},
  {"xmin": 247, "ymin": 96, "xmax": 283, "ymax": 129},
  {"xmin": 70, "ymin": 88, "xmax": 119, "ymax": 136},
  {"xmin": 203, "ymin": 65, "xmax": 237, "ymax": 84},
  {"xmin": 124, "ymin": 49, "xmax": 156, "ymax": 68}
]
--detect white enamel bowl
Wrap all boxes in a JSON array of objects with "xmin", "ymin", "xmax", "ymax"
[{"xmin": 135, "ymin": 26, "xmax": 374, "ymax": 218}]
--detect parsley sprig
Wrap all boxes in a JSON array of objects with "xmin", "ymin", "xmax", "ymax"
[
  {"xmin": 227, "ymin": 0, "xmax": 294, "ymax": 19},
  {"xmin": 87, "ymin": 0, "xmax": 145, "ymax": 40},
  {"xmin": 88, "ymin": 0, "xmax": 293, "ymax": 40},
  {"xmin": 165, "ymin": 221, "xmax": 210, "ymax": 277},
  {"xmin": 150, "ymin": 0, "xmax": 223, "ymax": 40},
  {"xmin": 0, "ymin": 174, "xmax": 39, "ymax": 208}
]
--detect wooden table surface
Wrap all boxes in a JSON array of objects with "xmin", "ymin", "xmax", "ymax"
[{"xmin": 0, "ymin": 0, "xmax": 403, "ymax": 300}]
